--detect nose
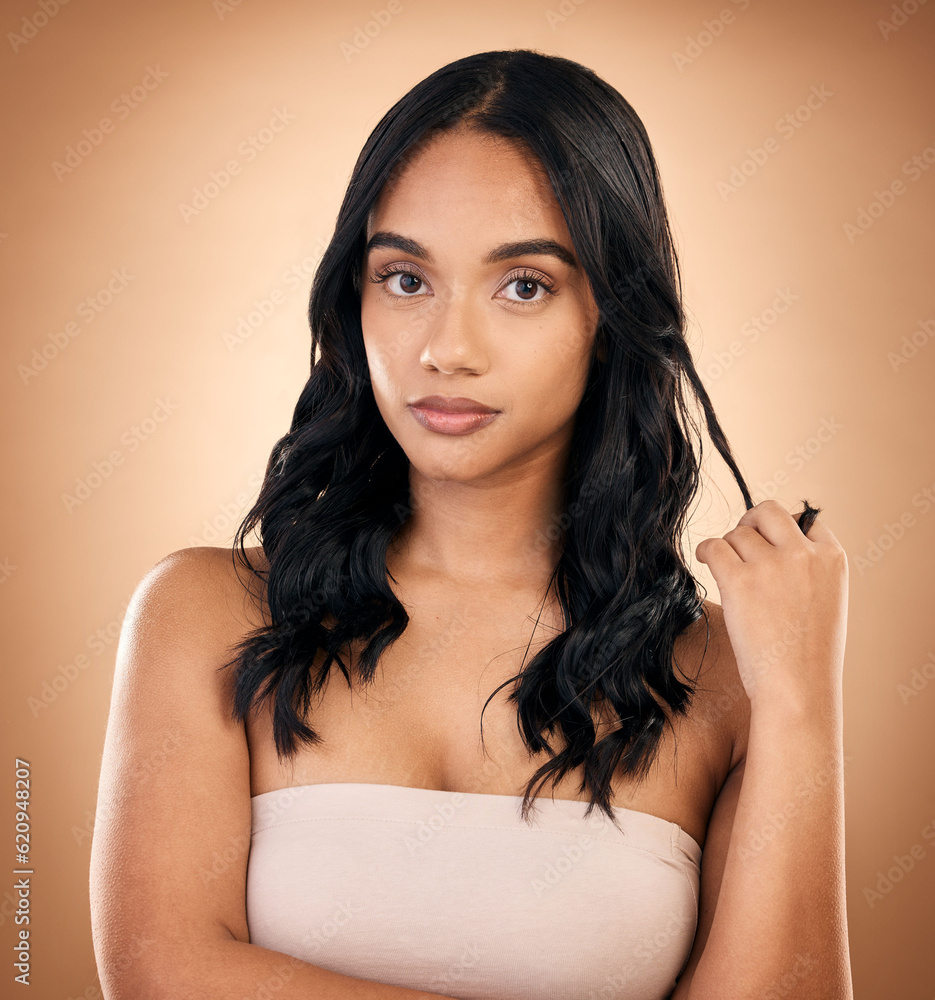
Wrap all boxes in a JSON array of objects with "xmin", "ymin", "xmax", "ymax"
[{"xmin": 418, "ymin": 283, "xmax": 489, "ymax": 375}]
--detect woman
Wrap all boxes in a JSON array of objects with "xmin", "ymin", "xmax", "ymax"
[{"xmin": 89, "ymin": 49, "xmax": 852, "ymax": 999}]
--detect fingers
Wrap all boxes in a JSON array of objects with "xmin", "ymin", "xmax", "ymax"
[
  {"xmin": 695, "ymin": 536, "xmax": 742, "ymax": 580},
  {"xmin": 792, "ymin": 505, "xmax": 836, "ymax": 545},
  {"xmin": 696, "ymin": 498, "xmax": 828, "ymax": 577},
  {"xmin": 736, "ymin": 498, "xmax": 812, "ymax": 547},
  {"xmin": 794, "ymin": 500, "xmax": 821, "ymax": 538},
  {"xmin": 696, "ymin": 499, "xmax": 842, "ymax": 571},
  {"xmin": 696, "ymin": 521, "xmax": 770, "ymax": 571}
]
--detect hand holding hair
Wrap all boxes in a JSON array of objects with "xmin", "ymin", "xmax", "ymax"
[{"xmin": 694, "ymin": 497, "xmax": 847, "ymax": 712}]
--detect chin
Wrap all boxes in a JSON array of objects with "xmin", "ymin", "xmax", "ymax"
[
  {"xmin": 405, "ymin": 448, "xmax": 494, "ymax": 484},
  {"xmin": 395, "ymin": 429, "xmax": 499, "ymax": 482}
]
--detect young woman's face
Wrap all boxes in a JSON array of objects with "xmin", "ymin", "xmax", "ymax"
[{"xmin": 360, "ymin": 128, "xmax": 600, "ymax": 484}]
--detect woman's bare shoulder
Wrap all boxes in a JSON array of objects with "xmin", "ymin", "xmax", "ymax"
[
  {"xmin": 99, "ymin": 545, "xmax": 279, "ymax": 769},
  {"xmin": 135, "ymin": 544, "xmax": 270, "ymax": 637},
  {"xmin": 91, "ymin": 545, "xmax": 269, "ymax": 977},
  {"xmin": 146, "ymin": 543, "xmax": 268, "ymax": 579}
]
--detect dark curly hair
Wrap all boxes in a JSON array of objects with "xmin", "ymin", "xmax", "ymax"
[{"xmin": 220, "ymin": 48, "xmax": 819, "ymax": 830}]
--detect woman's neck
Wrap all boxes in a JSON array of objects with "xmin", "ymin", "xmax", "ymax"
[{"xmin": 389, "ymin": 462, "xmax": 567, "ymax": 590}]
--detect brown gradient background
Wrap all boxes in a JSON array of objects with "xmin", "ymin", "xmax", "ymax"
[{"xmin": 1, "ymin": 0, "xmax": 933, "ymax": 996}]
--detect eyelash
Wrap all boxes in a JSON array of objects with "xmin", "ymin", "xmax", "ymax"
[{"xmin": 367, "ymin": 264, "xmax": 557, "ymax": 307}]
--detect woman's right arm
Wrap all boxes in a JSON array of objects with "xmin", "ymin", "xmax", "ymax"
[{"xmin": 89, "ymin": 547, "xmax": 454, "ymax": 1000}]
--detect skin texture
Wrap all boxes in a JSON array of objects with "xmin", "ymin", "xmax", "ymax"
[
  {"xmin": 89, "ymin": 126, "xmax": 853, "ymax": 998},
  {"xmin": 359, "ymin": 127, "xmax": 853, "ymax": 998},
  {"xmin": 360, "ymin": 125, "xmax": 600, "ymax": 587},
  {"xmin": 676, "ymin": 502, "xmax": 853, "ymax": 998}
]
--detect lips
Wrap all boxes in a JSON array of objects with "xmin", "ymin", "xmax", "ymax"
[
  {"xmin": 409, "ymin": 395, "xmax": 498, "ymax": 414},
  {"xmin": 407, "ymin": 395, "xmax": 501, "ymax": 436}
]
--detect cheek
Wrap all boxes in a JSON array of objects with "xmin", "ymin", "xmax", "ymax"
[
  {"xmin": 364, "ymin": 351, "xmax": 406, "ymax": 441},
  {"xmin": 362, "ymin": 304, "xmax": 403, "ymax": 400},
  {"xmin": 524, "ymin": 332, "xmax": 594, "ymax": 409},
  {"xmin": 362, "ymin": 331, "xmax": 425, "ymax": 433},
  {"xmin": 556, "ymin": 314, "xmax": 598, "ymax": 373}
]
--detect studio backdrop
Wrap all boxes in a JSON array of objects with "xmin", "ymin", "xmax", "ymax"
[{"xmin": 1, "ymin": 0, "xmax": 933, "ymax": 996}]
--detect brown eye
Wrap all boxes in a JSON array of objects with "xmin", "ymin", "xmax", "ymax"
[
  {"xmin": 500, "ymin": 271, "xmax": 556, "ymax": 306},
  {"xmin": 368, "ymin": 265, "xmax": 430, "ymax": 298},
  {"xmin": 513, "ymin": 279, "xmax": 539, "ymax": 300},
  {"xmin": 395, "ymin": 273, "xmax": 422, "ymax": 294}
]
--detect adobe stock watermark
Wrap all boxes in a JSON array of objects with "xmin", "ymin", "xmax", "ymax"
[
  {"xmin": 762, "ymin": 952, "xmax": 818, "ymax": 1000},
  {"xmin": 18, "ymin": 268, "xmax": 135, "ymax": 385},
  {"xmin": 71, "ymin": 729, "xmax": 185, "ymax": 847},
  {"xmin": 27, "ymin": 597, "xmax": 131, "ymax": 718},
  {"xmin": 61, "ymin": 397, "xmax": 179, "ymax": 513},
  {"xmin": 526, "ymin": 462, "xmax": 618, "ymax": 563},
  {"xmin": 736, "ymin": 754, "xmax": 855, "ymax": 861},
  {"xmin": 52, "ymin": 67, "xmax": 170, "ymax": 181},
  {"xmin": 365, "ymin": 275, "xmax": 470, "ymax": 375},
  {"xmin": 340, "ymin": 1, "xmax": 404, "ymax": 63},
  {"xmin": 187, "ymin": 468, "xmax": 264, "ymax": 545},
  {"xmin": 736, "ymin": 618, "xmax": 813, "ymax": 699},
  {"xmin": 0, "ymin": 557, "xmax": 17, "ymax": 586},
  {"xmin": 198, "ymin": 830, "xmax": 251, "ymax": 885},
  {"xmin": 296, "ymin": 898, "xmax": 369, "ymax": 959},
  {"xmin": 878, "ymin": 0, "xmax": 929, "ymax": 40},
  {"xmin": 853, "ymin": 475, "xmax": 935, "ymax": 575},
  {"xmin": 8, "ymin": 0, "xmax": 73, "ymax": 54},
  {"xmin": 223, "ymin": 236, "xmax": 328, "ymax": 351},
  {"xmin": 672, "ymin": 0, "xmax": 753, "ymax": 72},
  {"xmin": 887, "ymin": 315, "xmax": 933, "ymax": 372},
  {"xmin": 178, "ymin": 107, "xmax": 296, "ymax": 223},
  {"xmin": 545, "ymin": 0, "xmax": 588, "ymax": 29},
  {"xmin": 630, "ymin": 909, "xmax": 694, "ymax": 969},
  {"xmin": 425, "ymin": 942, "xmax": 481, "ymax": 995},
  {"xmin": 691, "ymin": 618, "xmax": 818, "ymax": 727},
  {"xmin": 718, "ymin": 85, "xmax": 834, "ymax": 200},
  {"xmin": 863, "ymin": 815, "xmax": 935, "ymax": 908},
  {"xmin": 547, "ymin": 263, "xmax": 657, "ymax": 367},
  {"xmin": 403, "ymin": 791, "xmax": 469, "ymax": 855},
  {"xmin": 531, "ymin": 835, "xmax": 595, "ymax": 896},
  {"xmin": 752, "ymin": 416, "xmax": 843, "ymax": 500},
  {"xmin": 65, "ymin": 977, "xmax": 106, "ymax": 1000},
  {"xmin": 253, "ymin": 785, "xmax": 316, "ymax": 830},
  {"xmin": 361, "ymin": 610, "xmax": 472, "ymax": 727},
  {"xmin": 703, "ymin": 287, "xmax": 799, "ymax": 381},
  {"xmin": 72, "ymin": 935, "xmax": 156, "ymax": 989},
  {"xmin": 213, "ymin": 0, "xmax": 248, "ymax": 18},
  {"xmin": 896, "ymin": 650, "xmax": 935, "ymax": 705},
  {"xmin": 602, "ymin": 908, "xmax": 696, "ymax": 994},
  {"xmin": 843, "ymin": 135, "xmax": 935, "ymax": 243}
]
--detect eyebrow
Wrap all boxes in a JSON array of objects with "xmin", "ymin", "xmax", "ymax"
[{"xmin": 365, "ymin": 230, "xmax": 578, "ymax": 270}]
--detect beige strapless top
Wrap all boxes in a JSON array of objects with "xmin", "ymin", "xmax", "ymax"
[{"xmin": 246, "ymin": 782, "xmax": 701, "ymax": 1000}]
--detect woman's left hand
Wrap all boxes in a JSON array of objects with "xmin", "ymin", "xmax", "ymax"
[{"xmin": 694, "ymin": 498, "xmax": 848, "ymax": 714}]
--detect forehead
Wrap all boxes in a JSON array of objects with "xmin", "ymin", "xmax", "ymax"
[{"xmin": 365, "ymin": 128, "xmax": 569, "ymax": 244}]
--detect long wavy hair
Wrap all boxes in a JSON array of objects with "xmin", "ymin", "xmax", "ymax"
[{"xmin": 221, "ymin": 48, "xmax": 818, "ymax": 829}]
